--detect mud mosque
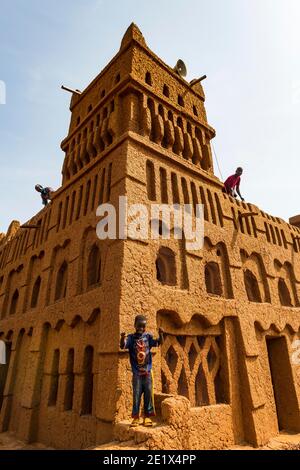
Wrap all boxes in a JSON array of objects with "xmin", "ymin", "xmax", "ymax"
[{"xmin": 0, "ymin": 24, "xmax": 300, "ymax": 449}]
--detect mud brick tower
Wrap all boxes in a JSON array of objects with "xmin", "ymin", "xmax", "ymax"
[{"xmin": 0, "ymin": 24, "xmax": 300, "ymax": 450}]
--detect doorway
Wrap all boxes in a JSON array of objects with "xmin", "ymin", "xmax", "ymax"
[
  {"xmin": 266, "ymin": 336, "xmax": 300, "ymax": 432},
  {"xmin": 0, "ymin": 341, "xmax": 12, "ymax": 410}
]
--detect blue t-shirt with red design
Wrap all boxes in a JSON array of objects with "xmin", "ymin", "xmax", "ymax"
[{"xmin": 125, "ymin": 333, "xmax": 159, "ymax": 375}]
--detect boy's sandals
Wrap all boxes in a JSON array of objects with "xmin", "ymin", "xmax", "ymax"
[
  {"xmin": 130, "ymin": 418, "xmax": 140, "ymax": 427},
  {"xmin": 143, "ymin": 417, "xmax": 153, "ymax": 427},
  {"xmin": 130, "ymin": 417, "xmax": 154, "ymax": 427}
]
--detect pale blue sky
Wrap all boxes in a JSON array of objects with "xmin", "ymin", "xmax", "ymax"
[{"xmin": 0, "ymin": 0, "xmax": 299, "ymax": 233}]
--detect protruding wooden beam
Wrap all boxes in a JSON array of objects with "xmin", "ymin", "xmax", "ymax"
[
  {"xmin": 61, "ymin": 85, "xmax": 82, "ymax": 95},
  {"xmin": 20, "ymin": 224, "xmax": 39, "ymax": 229}
]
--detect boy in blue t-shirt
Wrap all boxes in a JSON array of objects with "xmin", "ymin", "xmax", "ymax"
[
  {"xmin": 120, "ymin": 315, "xmax": 163, "ymax": 427},
  {"xmin": 35, "ymin": 184, "xmax": 53, "ymax": 206}
]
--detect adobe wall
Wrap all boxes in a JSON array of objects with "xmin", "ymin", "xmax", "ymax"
[
  {"xmin": 0, "ymin": 138, "xmax": 129, "ymax": 447},
  {"xmin": 116, "ymin": 135, "xmax": 300, "ymax": 447}
]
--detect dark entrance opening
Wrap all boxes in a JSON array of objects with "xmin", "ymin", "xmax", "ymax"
[
  {"xmin": 266, "ymin": 336, "xmax": 300, "ymax": 432},
  {"xmin": 0, "ymin": 341, "xmax": 12, "ymax": 410}
]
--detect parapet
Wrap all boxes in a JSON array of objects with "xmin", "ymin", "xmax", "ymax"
[{"xmin": 6, "ymin": 220, "xmax": 20, "ymax": 240}]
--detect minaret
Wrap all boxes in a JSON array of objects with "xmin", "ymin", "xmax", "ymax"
[{"xmin": 60, "ymin": 23, "xmax": 217, "ymax": 186}]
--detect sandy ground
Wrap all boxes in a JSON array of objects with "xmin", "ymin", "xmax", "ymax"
[
  {"xmin": 230, "ymin": 433, "xmax": 300, "ymax": 451},
  {"xmin": 0, "ymin": 432, "xmax": 51, "ymax": 450},
  {"xmin": 95, "ymin": 433, "xmax": 300, "ymax": 451},
  {"xmin": 0, "ymin": 430, "xmax": 300, "ymax": 451}
]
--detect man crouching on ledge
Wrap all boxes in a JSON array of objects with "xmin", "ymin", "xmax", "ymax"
[{"xmin": 120, "ymin": 315, "xmax": 164, "ymax": 428}]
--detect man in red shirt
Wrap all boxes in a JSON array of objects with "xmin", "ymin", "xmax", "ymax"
[{"xmin": 223, "ymin": 167, "xmax": 244, "ymax": 201}]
